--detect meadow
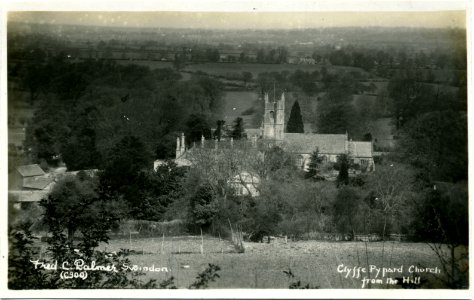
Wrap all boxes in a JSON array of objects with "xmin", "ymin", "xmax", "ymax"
[
  {"xmin": 222, "ymin": 91, "xmax": 259, "ymax": 126},
  {"xmin": 98, "ymin": 237, "xmax": 447, "ymax": 289}
]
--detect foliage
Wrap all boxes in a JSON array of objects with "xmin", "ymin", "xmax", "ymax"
[
  {"xmin": 8, "ymin": 222, "xmax": 49, "ymax": 289},
  {"xmin": 231, "ymin": 117, "xmax": 245, "ymax": 140},
  {"xmin": 411, "ymin": 182, "xmax": 468, "ymax": 288},
  {"xmin": 283, "ymin": 269, "xmax": 318, "ymax": 289},
  {"xmin": 396, "ymin": 111, "xmax": 467, "ymax": 183},
  {"xmin": 189, "ymin": 183, "xmax": 219, "ymax": 232},
  {"xmin": 243, "ymin": 193, "xmax": 282, "ymax": 242},
  {"xmin": 41, "ymin": 174, "xmax": 123, "ymax": 246},
  {"xmin": 260, "ymin": 145, "xmax": 297, "ymax": 181},
  {"xmin": 61, "ymin": 103, "xmax": 102, "ymax": 170},
  {"xmin": 20, "ymin": 55, "xmax": 225, "ymax": 167},
  {"xmin": 131, "ymin": 161, "xmax": 187, "ymax": 221},
  {"xmin": 214, "ymin": 120, "xmax": 226, "ymax": 141},
  {"xmin": 336, "ymin": 154, "xmax": 350, "ymax": 187},
  {"xmin": 364, "ymin": 162, "xmax": 415, "ymax": 236},
  {"xmin": 317, "ymin": 101, "xmax": 356, "ymax": 135},
  {"xmin": 185, "ymin": 114, "xmax": 212, "ymax": 145},
  {"xmin": 286, "ymin": 100, "xmax": 304, "ymax": 133},
  {"xmin": 412, "ymin": 182, "xmax": 468, "ymax": 245},
  {"xmin": 332, "ymin": 186, "xmax": 364, "ymax": 239},
  {"xmin": 99, "ymin": 136, "xmax": 152, "ymax": 212},
  {"xmin": 305, "ymin": 148, "xmax": 324, "ymax": 180},
  {"xmin": 189, "ymin": 264, "xmax": 221, "ymax": 289}
]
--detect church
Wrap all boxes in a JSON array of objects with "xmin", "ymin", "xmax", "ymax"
[
  {"xmin": 255, "ymin": 92, "xmax": 375, "ymax": 172},
  {"xmin": 154, "ymin": 92, "xmax": 375, "ymax": 173}
]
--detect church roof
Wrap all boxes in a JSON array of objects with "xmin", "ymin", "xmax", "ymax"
[
  {"xmin": 348, "ymin": 141, "xmax": 373, "ymax": 158},
  {"xmin": 284, "ymin": 133, "xmax": 347, "ymax": 154}
]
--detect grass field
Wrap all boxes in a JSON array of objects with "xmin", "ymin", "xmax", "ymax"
[
  {"xmin": 98, "ymin": 237, "xmax": 449, "ymax": 289},
  {"xmin": 222, "ymin": 91, "xmax": 259, "ymax": 126}
]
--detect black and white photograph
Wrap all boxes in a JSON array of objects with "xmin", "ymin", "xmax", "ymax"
[{"xmin": 1, "ymin": 0, "xmax": 471, "ymax": 297}]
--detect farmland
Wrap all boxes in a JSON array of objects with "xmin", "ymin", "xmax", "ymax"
[
  {"xmin": 97, "ymin": 237, "xmax": 448, "ymax": 289},
  {"xmin": 183, "ymin": 63, "xmax": 367, "ymax": 79}
]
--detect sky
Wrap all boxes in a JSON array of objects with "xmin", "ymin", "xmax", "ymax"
[{"xmin": 8, "ymin": 11, "xmax": 466, "ymax": 29}]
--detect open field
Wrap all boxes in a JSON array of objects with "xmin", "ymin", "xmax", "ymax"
[
  {"xmin": 222, "ymin": 91, "xmax": 259, "ymax": 126},
  {"xmin": 115, "ymin": 60, "xmax": 174, "ymax": 69},
  {"xmin": 97, "ymin": 237, "xmax": 449, "ymax": 289}
]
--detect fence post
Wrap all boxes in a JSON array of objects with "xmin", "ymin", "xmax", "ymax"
[{"xmin": 200, "ymin": 228, "xmax": 204, "ymax": 255}]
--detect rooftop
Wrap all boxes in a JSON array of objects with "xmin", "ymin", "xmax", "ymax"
[
  {"xmin": 17, "ymin": 164, "xmax": 45, "ymax": 177},
  {"xmin": 23, "ymin": 177, "xmax": 54, "ymax": 190},
  {"xmin": 284, "ymin": 133, "xmax": 347, "ymax": 154}
]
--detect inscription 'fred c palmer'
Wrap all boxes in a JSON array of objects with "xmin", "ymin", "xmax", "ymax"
[{"xmin": 30, "ymin": 259, "xmax": 118, "ymax": 272}]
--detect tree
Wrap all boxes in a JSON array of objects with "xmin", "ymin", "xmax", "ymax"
[
  {"xmin": 286, "ymin": 101, "xmax": 305, "ymax": 133},
  {"xmin": 336, "ymin": 154, "xmax": 350, "ymax": 187},
  {"xmin": 244, "ymin": 196, "xmax": 282, "ymax": 242},
  {"xmin": 365, "ymin": 163, "xmax": 414, "ymax": 238},
  {"xmin": 99, "ymin": 135, "xmax": 152, "ymax": 215},
  {"xmin": 412, "ymin": 182, "xmax": 468, "ymax": 288},
  {"xmin": 185, "ymin": 114, "xmax": 212, "ymax": 145},
  {"xmin": 41, "ymin": 175, "xmax": 122, "ymax": 246},
  {"xmin": 8, "ymin": 222, "xmax": 49, "ymax": 289},
  {"xmin": 333, "ymin": 186, "xmax": 364, "ymax": 239},
  {"xmin": 397, "ymin": 111, "xmax": 467, "ymax": 183},
  {"xmin": 214, "ymin": 120, "xmax": 225, "ymax": 141},
  {"xmin": 231, "ymin": 117, "xmax": 245, "ymax": 140},
  {"xmin": 189, "ymin": 183, "xmax": 219, "ymax": 232},
  {"xmin": 317, "ymin": 99, "xmax": 356, "ymax": 134},
  {"xmin": 242, "ymin": 71, "xmax": 253, "ymax": 88},
  {"xmin": 131, "ymin": 160, "xmax": 186, "ymax": 221},
  {"xmin": 305, "ymin": 149, "xmax": 323, "ymax": 180},
  {"xmin": 61, "ymin": 104, "xmax": 102, "ymax": 170}
]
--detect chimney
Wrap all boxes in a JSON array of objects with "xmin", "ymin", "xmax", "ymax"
[
  {"xmin": 176, "ymin": 136, "xmax": 181, "ymax": 159},
  {"xmin": 180, "ymin": 133, "xmax": 185, "ymax": 155}
]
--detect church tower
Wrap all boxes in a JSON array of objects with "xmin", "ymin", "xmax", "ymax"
[{"xmin": 262, "ymin": 92, "xmax": 285, "ymax": 141}]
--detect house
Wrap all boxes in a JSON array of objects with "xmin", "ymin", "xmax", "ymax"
[
  {"xmin": 348, "ymin": 141, "xmax": 375, "ymax": 171},
  {"xmin": 9, "ymin": 164, "xmax": 51, "ymax": 209},
  {"xmin": 228, "ymin": 172, "xmax": 260, "ymax": 197},
  {"xmin": 8, "ymin": 164, "xmax": 98, "ymax": 209},
  {"xmin": 10, "ymin": 164, "xmax": 46, "ymax": 190}
]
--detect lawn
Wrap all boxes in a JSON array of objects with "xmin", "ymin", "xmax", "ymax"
[{"xmin": 98, "ymin": 237, "xmax": 449, "ymax": 289}]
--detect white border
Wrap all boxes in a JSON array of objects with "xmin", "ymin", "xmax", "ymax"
[{"xmin": 0, "ymin": 0, "xmax": 472, "ymax": 299}]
